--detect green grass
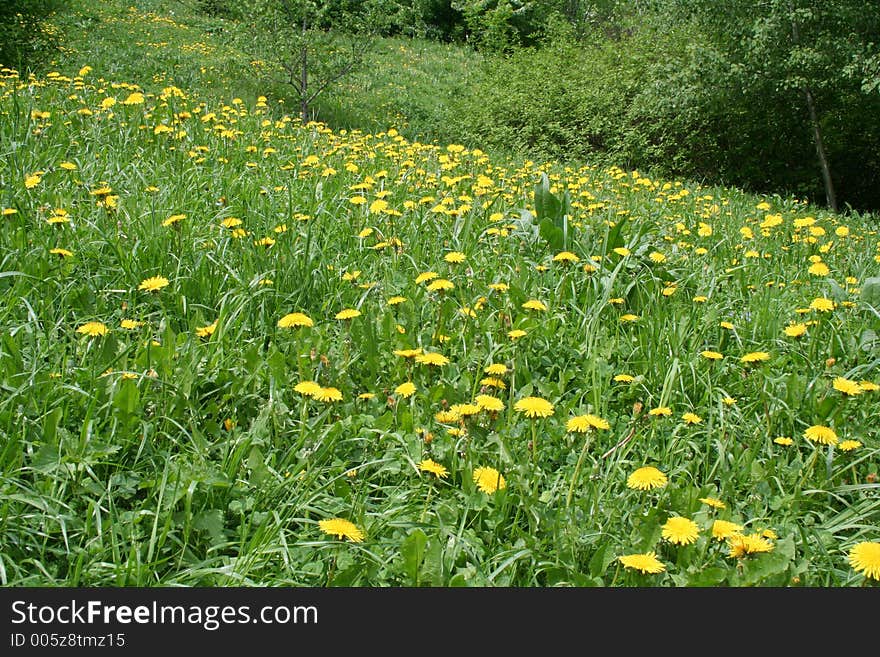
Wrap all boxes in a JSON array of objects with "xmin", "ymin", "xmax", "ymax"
[{"xmin": 0, "ymin": 0, "xmax": 878, "ymax": 587}]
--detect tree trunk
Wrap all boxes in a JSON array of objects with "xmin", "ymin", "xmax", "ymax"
[
  {"xmin": 300, "ymin": 13, "xmax": 308, "ymax": 122},
  {"xmin": 803, "ymin": 87, "xmax": 838, "ymax": 212}
]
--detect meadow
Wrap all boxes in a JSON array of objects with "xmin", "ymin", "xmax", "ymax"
[{"xmin": 0, "ymin": 1, "xmax": 879, "ymax": 587}]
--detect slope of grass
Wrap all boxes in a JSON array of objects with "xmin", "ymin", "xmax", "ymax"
[{"xmin": 0, "ymin": 0, "xmax": 878, "ymax": 587}]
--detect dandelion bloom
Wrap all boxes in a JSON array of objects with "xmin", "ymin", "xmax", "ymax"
[
  {"xmin": 49, "ymin": 248, "xmax": 73, "ymax": 257},
  {"xmin": 848, "ymin": 542, "xmax": 880, "ymax": 580},
  {"xmin": 415, "ymin": 271, "xmax": 438, "ymax": 284},
  {"xmin": 387, "ymin": 296, "xmax": 407, "ymax": 306},
  {"xmin": 475, "ymin": 394, "xmax": 504, "ymax": 413},
  {"xmin": 699, "ymin": 497, "xmax": 726, "ymax": 510},
  {"xmin": 809, "ymin": 297, "xmax": 835, "ymax": 312},
  {"xmin": 662, "ymin": 517, "xmax": 700, "ymax": 546},
  {"xmin": 484, "ymin": 363, "xmax": 508, "ymax": 376},
  {"xmin": 318, "ymin": 518, "xmax": 365, "ymax": 542},
  {"xmin": 138, "ymin": 275, "xmax": 169, "ymax": 292},
  {"xmin": 514, "ymin": 396, "xmax": 554, "ymax": 418},
  {"xmin": 522, "ymin": 299, "xmax": 547, "ymax": 311},
  {"xmin": 613, "ymin": 247, "xmax": 631, "ymax": 257},
  {"xmin": 627, "ymin": 466, "xmax": 668, "ymax": 491},
  {"xmin": 566, "ymin": 414, "xmax": 610, "ymax": 433},
  {"xmin": 76, "ymin": 322, "xmax": 109, "ymax": 337},
  {"xmin": 648, "ymin": 406, "xmax": 672, "ymax": 417},
  {"xmin": 784, "ymin": 323, "xmax": 807, "ymax": 338},
  {"xmin": 335, "ymin": 308, "xmax": 361, "ymax": 320},
  {"xmin": 507, "ymin": 329, "xmax": 527, "ymax": 340},
  {"xmin": 162, "ymin": 213, "xmax": 186, "ymax": 227},
  {"xmin": 394, "ymin": 381, "xmax": 416, "ymax": 398},
  {"xmin": 682, "ymin": 412, "xmax": 702, "ymax": 425},
  {"xmin": 444, "ymin": 251, "xmax": 466, "ymax": 263},
  {"xmin": 415, "ymin": 352, "xmax": 449, "ymax": 366},
  {"xmin": 277, "ymin": 312, "xmax": 314, "ymax": 328},
  {"xmin": 450, "ymin": 403, "xmax": 481, "ymax": 418},
  {"xmin": 613, "ymin": 374, "xmax": 635, "ymax": 383},
  {"xmin": 480, "ymin": 376, "xmax": 506, "ymax": 389},
  {"xmin": 774, "ymin": 437, "xmax": 794, "ymax": 446},
  {"xmin": 418, "ymin": 459, "xmax": 449, "ymax": 479},
  {"xmin": 712, "ymin": 520, "xmax": 743, "ymax": 541},
  {"xmin": 434, "ymin": 409, "xmax": 461, "ymax": 424},
  {"xmin": 120, "ymin": 319, "xmax": 143, "ymax": 330},
  {"xmin": 618, "ymin": 552, "xmax": 665, "ymax": 574},
  {"xmin": 833, "ymin": 377, "xmax": 863, "ymax": 396},
  {"xmin": 473, "ymin": 466, "xmax": 506, "ymax": 494},
  {"xmin": 314, "ymin": 387, "xmax": 342, "ymax": 402},
  {"xmin": 808, "ymin": 261, "xmax": 830, "ymax": 276},
  {"xmin": 804, "ymin": 424, "xmax": 838, "ymax": 446},
  {"xmin": 740, "ymin": 351, "xmax": 770, "ymax": 364},
  {"xmin": 838, "ymin": 440, "xmax": 862, "ymax": 452},
  {"xmin": 553, "ymin": 251, "xmax": 579, "ymax": 263},
  {"xmin": 728, "ymin": 533, "xmax": 774, "ymax": 558},
  {"xmin": 720, "ymin": 321, "xmax": 735, "ymax": 330},
  {"xmin": 195, "ymin": 321, "xmax": 218, "ymax": 338},
  {"xmin": 426, "ymin": 278, "xmax": 454, "ymax": 292},
  {"xmin": 294, "ymin": 381, "xmax": 322, "ymax": 397},
  {"xmin": 620, "ymin": 313, "xmax": 640, "ymax": 322},
  {"xmin": 701, "ymin": 350, "xmax": 723, "ymax": 360}
]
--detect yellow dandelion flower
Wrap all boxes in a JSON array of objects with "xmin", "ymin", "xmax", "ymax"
[
  {"xmin": 699, "ymin": 497, "xmax": 726, "ymax": 510},
  {"xmin": 294, "ymin": 381, "xmax": 322, "ymax": 397},
  {"xmin": 620, "ymin": 313, "xmax": 640, "ymax": 322},
  {"xmin": 728, "ymin": 533, "xmax": 774, "ymax": 558},
  {"xmin": 682, "ymin": 412, "xmax": 703, "ymax": 425},
  {"xmin": 618, "ymin": 552, "xmax": 665, "ymax": 574},
  {"xmin": 648, "ymin": 406, "xmax": 672, "ymax": 417},
  {"xmin": 810, "ymin": 297, "xmax": 835, "ymax": 312},
  {"xmin": 808, "ymin": 261, "xmax": 830, "ymax": 276},
  {"xmin": 720, "ymin": 321, "xmax": 735, "ymax": 330},
  {"xmin": 419, "ymin": 459, "xmax": 449, "ymax": 479},
  {"xmin": 318, "ymin": 518, "xmax": 365, "ymax": 542},
  {"xmin": 553, "ymin": 251, "xmax": 580, "ymax": 263},
  {"xmin": 848, "ymin": 541, "xmax": 880, "ymax": 580},
  {"xmin": 514, "ymin": 396, "xmax": 554, "ymax": 418},
  {"xmin": 614, "ymin": 374, "xmax": 635, "ymax": 383},
  {"xmin": 712, "ymin": 520, "xmax": 743, "ymax": 541},
  {"xmin": 700, "ymin": 350, "xmax": 723, "ymax": 360},
  {"xmin": 415, "ymin": 352, "xmax": 449, "ymax": 366},
  {"xmin": 49, "ymin": 248, "xmax": 73, "ymax": 258},
  {"xmin": 484, "ymin": 363, "xmax": 508, "ymax": 376},
  {"xmin": 858, "ymin": 381, "xmax": 879, "ymax": 392},
  {"xmin": 162, "ymin": 213, "xmax": 186, "ymax": 227},
  {"xmin": 444, "ymin": 251, "xmax": 466, "ymax": 263},
  {"xmin": 838, "ymin": 440, "xmax": 862, "ymax": 452},
  {"xmin": 195, "ymin": 321, "xmax": 218, "ymax": 338},
  {"xmin": 277, "ymin": 312, "xmax": 314, "ymax": 328},
  {"xmin": 662, "ymin": 517, "xmax": 700, "ymax": 546},
  {"xmin": 138, "ymin": 275, "xmax": 169, "ymax": 293},
  {"xmin": 427, "ymin": 278, "xmax": 454, "ymax": 292},
  {"xmin": 314, "ymin": 386, "xmax": 342, "ymax": 402},
  {"xmin": 804, "ymin": 424, "xmax": 838, "ymax": 446},
  {"xmin": 335, "ymin": 308, "xmax": 361, "ymax": 320},
  {"xmin": 120, "ymin": 319, "xmax": 143, "ymax": 330},
  {"xmin": 394, "ymin": 381, "xmax": 416, "ymax": 398},
  {"xmin": 649, "ymin": 251, "xmax": 666, "ymax": 263},
  {"xmin": 508, "ymin": 329, "xmax": 527, "ymax": 340},
  {"xmin": 784, "ymin": 323, "xmax": 807, "ymax": 338},
  {"xmin": 415, "ymin": 271, "xmax": 438, "ymax": 284},
  {"xmin": 450, "ymin": 403, "xmax": 481, "ymax": 418},
  {"xmin": 475, "ymin": 394, "xmax": 504, "ymax": 413},
  {"xmin": 434, "ymin": 409, "xmax": 461, "ymax": 424},
  {"xmin": 387, "ymin": 296, "xmax": 407, "ymax": 306},
  {"xmin": 473, "ymin": 466, "xmax": 506, "ymax": 494},
  {"xmin": 627, "ymin": 466, "xmax": 668, "ymax": 490},
  {"xmin": 522, "ymin": 299, "xmax": 547, "ymax": 311},
  {"xmin": 566, "ymin": 414, "xmax": 610, "ymax": 433},
  {"xmin": 774, "ymin": 437, "xmax": 794, "ymax": 446},
  {"xmin": 833, "ymin": 377, "xmax": 863, "ymax": 396},
  {"xmin": 76, "ymin": 321, "xmax": 109, "ymax": 337},
  {"xmin": 613, "ymin": 247, "xmax": 631, "ymax": 257},
  {"xmin": 741, "ymin": 351, "xmax": 770, "ymax": 364}
]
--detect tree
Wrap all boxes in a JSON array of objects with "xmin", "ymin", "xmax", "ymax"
[
  {"xmin": 666, "ymin": 0, "xmax": 880, "ymax": 212},
  {"xmin": 236, "ymin": 0, "xmax": 384, "ymax": 122}
]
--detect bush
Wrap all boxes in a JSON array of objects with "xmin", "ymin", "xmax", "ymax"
[{"xmin": 0, "ymin": 0, "xmax": 59, "ymax": 72}]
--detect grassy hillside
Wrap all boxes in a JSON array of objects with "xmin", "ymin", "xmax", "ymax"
[{"xmin": 0, "ymin": 0, "xmax": 878, "ymax": 586}]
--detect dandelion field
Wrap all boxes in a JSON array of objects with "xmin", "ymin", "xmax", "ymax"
[{"xmin": 2, "ymin": 7, "xmax": 880, "ymax": 589}]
